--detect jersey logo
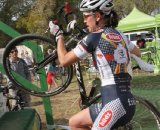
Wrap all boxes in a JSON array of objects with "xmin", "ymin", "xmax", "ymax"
[
  {"xmin": 114, "ymin": 44, "xmax": 128, "ymax": 63},
  {"xmin": 96, "ymin": 53, "xmax": 103, "ymax": 58},
  {"xmin": 98, "ymin": 110, "xmax": 112, "ymax": 128},
  {"xmin": 105, "ymin": 33, "xmax": 122, "ymax": 42}
]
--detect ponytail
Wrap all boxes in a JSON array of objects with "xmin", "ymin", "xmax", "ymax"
[{"xmin": 104, "ymin": 10, "xmax": 119, "ymax": 28}]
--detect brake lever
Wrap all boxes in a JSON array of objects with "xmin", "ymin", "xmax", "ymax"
[{"xmin": 52, "ymin": 2, "xmax": 87, "ymax": 38}]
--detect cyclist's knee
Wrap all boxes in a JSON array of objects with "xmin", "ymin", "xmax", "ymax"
[
  {"xmin": 69, "ymin": 117, "xmax": 91, "ymax": 130},
  {"xmin": 69, "ymin": 116, "xmax": 79, "ymax": 128},
  {"xmin": 69, "ymin": 108, "xmax": 92, "ymax": 128}
]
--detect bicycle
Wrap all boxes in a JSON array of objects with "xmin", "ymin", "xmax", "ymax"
[{"xmin": 2, "ymin": 4, "xmax": 160, "ymax": 130}]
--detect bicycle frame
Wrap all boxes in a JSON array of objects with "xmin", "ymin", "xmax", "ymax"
[{"xmin": 74, "ymin": 60, "xmax": 101, "ymax": 109}]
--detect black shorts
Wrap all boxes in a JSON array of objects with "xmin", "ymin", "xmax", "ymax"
[{"xmin": 89, "ymin": 84, "xmax": 136, "ymax": 129}]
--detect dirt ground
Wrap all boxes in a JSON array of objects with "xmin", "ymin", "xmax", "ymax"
[{"xmin": 31, "ymin": 75, "xmax": 95, "ymax": 130}]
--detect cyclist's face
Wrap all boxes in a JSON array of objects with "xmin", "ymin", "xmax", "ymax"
[
  {"xmin": 83, "ymin": 12, "xmax": 97, "ymax": 32},
  {"xmin": 83, "ymin": 11, "xmax": 102, "ymax": 32}
]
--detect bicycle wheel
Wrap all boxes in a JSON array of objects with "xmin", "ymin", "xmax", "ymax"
[
  {"xmin": 3, "ymin": 34, "xmax": 73, "ymax": 97},
  {"xmin": 120, "ymin": 95, "xmax": 160, "ymax": 130},
  {"xmin": 35, "ymin": 111, "xmax": 42, "ymax": 130},
  {"xmin": 0, "ymin": 72, "xmax": 3, "ymax": 84},
  {"xmin": 55, "ymin": 65, "xmax": 66, "ymax": 80}
]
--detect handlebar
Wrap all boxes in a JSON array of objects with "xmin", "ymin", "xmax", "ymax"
[{"xmin": 47, "ymin": 1, "xmax": 87, "ymax": 37}]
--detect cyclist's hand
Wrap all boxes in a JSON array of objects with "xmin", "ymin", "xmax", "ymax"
[
  {"xmin": 49, "ymin": 21, "xmax": 63, "ymax": 41},
  {"xmin": 67, "ymin": 20, "xmax": 77, "ymax": 32}
]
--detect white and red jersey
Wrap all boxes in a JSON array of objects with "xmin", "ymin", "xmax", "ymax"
[{"xmin": 73, "ymin": 27, "xmax": 134, "ymax": 86}]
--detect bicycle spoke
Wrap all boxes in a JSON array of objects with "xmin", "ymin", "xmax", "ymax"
[{"xmin": 3, "ymin": 34, "xmax": 73, "ymax": 97}]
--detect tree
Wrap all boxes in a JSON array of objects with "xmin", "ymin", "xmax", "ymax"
[
  {"xmin": 0, "ymin": 0, "xmax": 34, "ymax": 27},
  {"xmin": 0, "ymin": 0, "xmax": 34, "ymax": 47},
  {"xmin": 114, "ymin": 0, "xmax": 160, "ymax": 19},
  {"xmin": 16, "ymin": 0, "xmax": 56, "ymax": 34}
]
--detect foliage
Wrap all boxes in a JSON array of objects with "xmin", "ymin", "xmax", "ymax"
[
  {"xmin": 16, "ymin": 0, "xmax": 56, "ymax": 34},
  {"xmin": 0, "ymin": 0, "xmax": 34, "ymax": 48},
  {"xmin": 3, "ymin": 0, "xmax": 160, "ymax": 35},
  {"xmin": 114, "ymin": 0, "xmax": 160, "ymax": 19},
  {"xmin": 16, "ymin": 0, "xmax": 82, "ymax": 34},
  {"xmin": 0, "ymin": 0, "xmax": 33, "ymax": 24}
]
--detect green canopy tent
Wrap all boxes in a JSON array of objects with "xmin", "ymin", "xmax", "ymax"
[
  {"xmin": 155, "ymin": 14, "xmax": 160, "ymax": 38},
  {"xmin": 117, "ymin": 7, "xmax": 157, "ymax": 32}
]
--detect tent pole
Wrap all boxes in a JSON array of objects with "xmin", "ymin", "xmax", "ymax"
[
  {"xmin": 155, "ymin": 27, "xmax": 159, "ymax": 39},
  {"xmin": 154, "ymin": 26, "xmax": 160, "ymax": 74}
]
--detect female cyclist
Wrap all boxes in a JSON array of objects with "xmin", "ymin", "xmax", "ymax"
[{"xmin": 49, "ymin": 0, "xmax": 141, "ymax": 129}]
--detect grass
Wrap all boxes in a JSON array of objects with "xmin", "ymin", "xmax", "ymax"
[
  {"xmin": 31, "ymin": 71, "xmax": 160, "ymax": 130},
  {"xmin": 131, "ymin": 71, "xmax": 160, "ymax": 109}
]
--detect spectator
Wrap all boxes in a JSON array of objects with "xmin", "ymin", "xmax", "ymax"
[
  {"xmin": 20, "ymin": 50, "xmax": 25, "ymax": 59},
  {"xmin": 136, "ymin": 35, "xmax": 146, "ymax": 48},
  {"xmin": 23, "ymin": 51, "xmax": 35, "ymax": 79},
  {"xmin": 46, "ymin": 49, "xmax": 58, "ymax": 90},
  {"xmin": 24, "ymin": 51, "xmax": 33, "ymax": 68},
  {"xmin": 8, "ymin": 47, "xmax": 31, "ymax": 108}
]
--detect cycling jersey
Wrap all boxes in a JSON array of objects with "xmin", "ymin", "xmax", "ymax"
[
  {"xmin": 73, "ymin": 27, "xmax": 133, "ymax": 86},
  {"xmin": 73, "ymin": 27, "xmax": 136, "ymax": 129}
]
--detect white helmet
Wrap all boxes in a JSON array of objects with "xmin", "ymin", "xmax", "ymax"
[{"xmin": 80, "ymin": 0, "xmax": 113, "ymax": 15}]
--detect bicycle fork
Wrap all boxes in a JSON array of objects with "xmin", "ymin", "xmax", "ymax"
[{"xmin": 74, "ymin": 62, "xmax": 90, "ymax": 106}]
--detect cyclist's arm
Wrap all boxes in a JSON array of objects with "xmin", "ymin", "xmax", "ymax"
[
  {"xmin": 57, "ymin": 36, "xmax": 80, "ymax": 67},
  {"xmin": 119, "ymin": 30, "xmax": 141, "ymax": 57},
  {"xmin": 130, "ymin": 46, "xmax": 141, "ymax": 57},
  {"xmin": 128, "ymin": 41, "xmax": 141, "ymax": 57}
]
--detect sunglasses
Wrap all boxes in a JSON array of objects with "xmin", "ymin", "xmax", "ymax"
[
  {"xmin": 83, "ymin": 12, "xmax": 95, "ymax": 19},
  {"xmin": 11, "ymin": 50, "xmax": 18, "ymax": 53}
]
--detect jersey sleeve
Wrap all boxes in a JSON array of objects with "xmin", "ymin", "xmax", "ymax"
[
  {"xmin": 73, "ymin": 33, "xmax": 101, "ymax": 59},
  {"xmin": 73, "ymin": 38, "xmax": 89, "ymax": 59}
]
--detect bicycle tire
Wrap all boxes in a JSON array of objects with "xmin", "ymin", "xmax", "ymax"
[
  {"xmin": 0, "ymin": 72, "xmax": 3, "ymax": 84},
  {"xmin": 3, "ymin": 34, "xmax": 73, "ymax": 97},
  {"xmin": 35, "ymin": 111, "xmax": 42, "ymax": 130},
  {"xmin": 120, "ymin": 95, "xmax": 160, "ymax": 130}
]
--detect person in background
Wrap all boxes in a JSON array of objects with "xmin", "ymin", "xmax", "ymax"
[
  {"xmin": 20, "ymin": 50, "xmax": 25, "ymax": 59},
  {"xmin": 24, "ymin": 51, "xmax": 34, "ymax": 68},
  {"xmin": 8, "ymin": 47, "xmax": 31, "ymax": 108},
  {"xmin": 49, "ymin": 0, "xmax": 141, "ymax": 129},
  {"xmin": 46, "ymin": 49, "xmax": 58, "ymax": 90},
  {"xmin": 23, "ymin": 50, "xmax": 35, "ymax": 79},
  {"xmin": 136, "ymin": 35, "xmax": 146, "ymax": 48}
]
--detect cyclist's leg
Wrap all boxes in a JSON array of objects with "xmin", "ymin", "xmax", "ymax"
[
  {"xmin": 92, "ymin": 85, "xmax": 135, "ymax": 130},
  {"xmin": 69, "ymin": 107, "xmax": 93, "ymax": 130}
]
